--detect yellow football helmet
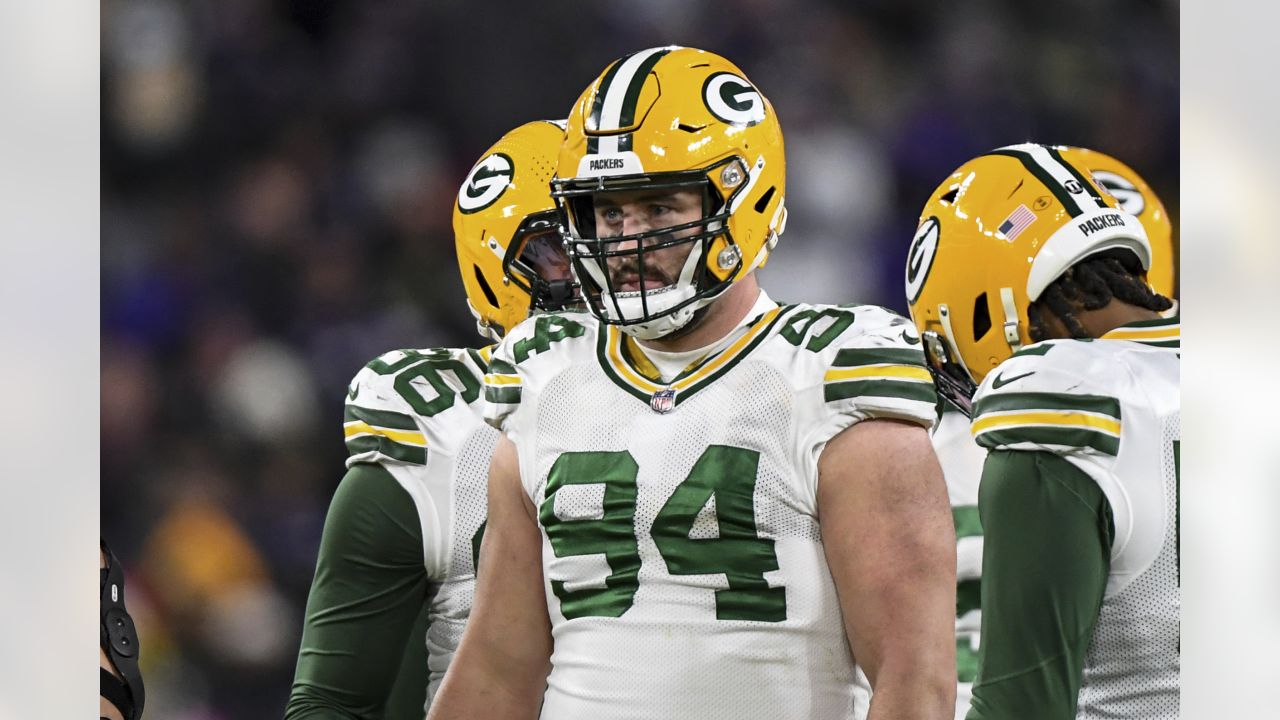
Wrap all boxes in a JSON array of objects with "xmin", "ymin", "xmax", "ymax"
[
  {"xmin": 905, "ymin": 143, "xmax": 1152, "ymax": 413},
  {"xmin": 551, "ymin": 46, "xmax": 787, "ymax": 339},
  {"xmin": 1057, "ymin": 146, "xmax": 1176, "ymax": 298},
  {"xmin": 454, "ymin": 120, "xmax": 576, "ymax": 341}
]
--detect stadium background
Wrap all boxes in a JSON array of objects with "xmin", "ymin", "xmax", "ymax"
[{"xmin": 99, "ymin": 1, "xmax": 1177, "ymax": 718}]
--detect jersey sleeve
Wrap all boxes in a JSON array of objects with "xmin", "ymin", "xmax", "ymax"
[
  {"xmin": 286, "ymin": 464, "xmax": 428, "ymax": 719},
  {"xmin": 344, "ymin": 350, "xmax": 434, "ymax": 468},
  {"xmin": 481, "ymin": 312, "xmax": 592, "ymax": 435},
  {"xmin": 482, "ymin": 337, "xmax": 524, "ymax": 433},
  {"xmin": 818, "ymin": 305, "xmax": 938, "ymax": 428},
  {"xmin": 970, "ymin": 344, "xmax": 1124, "ymax": 463},
  {"xmin": 965, "ymin": 449, "xmax": 1113, "ymax": 720}
]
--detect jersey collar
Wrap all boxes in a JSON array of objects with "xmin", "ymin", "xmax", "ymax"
[
  {"xmin": 597, "ymin": 303, "xmax": 793, "ymax": 407},
  {"xmin": 1099, "ymin": 313, "xmax": 1179, "ymax": 349}
]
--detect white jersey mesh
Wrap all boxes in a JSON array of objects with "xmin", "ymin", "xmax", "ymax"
[
  {"xmin": 347, "ymin": 347, "xmax": 498, "ymax": 710},
  {"xmin": 1077, "ymin": 410, "xmax": 1180, "ymax": 719},
  {"xmin": 972, "ymin": 336, "xmax": 1180, "ymax": 719},
  {"xmin": 531, "ymin": 359, "xmax": 856, "ymax": 720},
  {"xmin": 423, "ymin": 419, "xmax": 499, "ymax": 704},
  {"xmin": 488, "ymin": 303, "xmax": 937, "ymax": 720}
]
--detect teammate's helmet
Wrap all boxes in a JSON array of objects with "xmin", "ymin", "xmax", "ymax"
[
  {"xmin": 905, "ymin": 143, "xmax": 1152, "ymax": 414},
  {"xmin": 1057, "ymin": 146, "xmax": 1176, "ymax": 299},
  {"xmin": 454, "ymin": 120, "xmax": 576, "ymax": 341},
  {"xmin": 552, "ymin": 46, "xmax": 787, "ymax": 340}
]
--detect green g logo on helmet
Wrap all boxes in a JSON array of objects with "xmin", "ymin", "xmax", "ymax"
[
  {"xmin": 703, "ymin": 72, "xmax": 765, "ymax": 126},
  {"xmin": 458, "ymin": 152, "xmax": 514, "ymax": 214},
  {"xmin": 905, "ymin": 216, "xmax": 941, "ymax": 304},
  {"xmin": 1090, "ymin": 169, "xmax": 1146, "ymax": 216}
]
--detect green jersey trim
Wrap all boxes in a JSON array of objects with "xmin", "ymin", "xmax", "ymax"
[{"xmin": 595, "ymin": 305, "xmax": 794, "ymax": 408}]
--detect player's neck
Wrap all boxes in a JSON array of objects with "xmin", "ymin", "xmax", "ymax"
[
  {"xmin": 1048, "ymin": 299, "xmax": 1164, "ymax": 339},
  {"xmin": 636, "ymin": 276, "xmax": 762, "ymax": 353}
]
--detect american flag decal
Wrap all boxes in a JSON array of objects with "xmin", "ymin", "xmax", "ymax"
[
  {"xmin": 650, "ymin": 388, "xmax": 677, "ymax": 414},
  {"xmin": 997, "ymin": 204, "xmax": 1036, "ymax": 241}
]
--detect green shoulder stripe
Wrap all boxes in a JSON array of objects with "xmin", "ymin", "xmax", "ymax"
[
  {"xmin": 974, "ymin": 392, "xmax": 1120, "ymax": 420},
  {"xmin": 832, "ymin": 347, "xmax": 927, "ymax": 368},
  {"xmin": 484, "ymin": 386, "xmax": 522, "ymax": 405},
  {"xmin": 466, "ymin": 348, "xmax": 491, "ymax": 374},
  {"xmin": 345, "ymin": 434, "xmax": 427, "ymax": 465},
  {"xmin": 1012, "ymin": 342, "xmax": 1055, "ymax": 358},
  {"xmin": 344, "ymin": 404, "xmax": 419, "ymax": 430},
  {"xmin": 975, "ymin": 425, "xmax": 1120, "ymax": 456},
  {"xmin": 825, "ymin": 378, "xmax": 937, "ymax": 405}
]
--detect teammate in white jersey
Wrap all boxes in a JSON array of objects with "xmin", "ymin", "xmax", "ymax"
[
  {"xmin": 286, "ymin": 120, "xmax": 575, "ymax": 719},
  {"xmin": 906, "ymin": 143, "xmax": 1179, "ymax": 720},
  {"xmin": 929, "ymin": 146, "xmax": 1179, "ymax": 719},
  {"xmin": 431, "ymin": 46, "xmax": 957, "ymax": 720}
]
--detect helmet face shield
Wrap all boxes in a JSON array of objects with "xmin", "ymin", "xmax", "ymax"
[
  {"xmin": 553, "ymin": 165, "xmax": 744, "ymax": 334},
  {"xmin": 454, "ymin": 120, "xmax": 571, "ymax": 341},
  {"xmin": 554, "ymin": 47, "xmax": 787, "ymax": 340},
  {"xmin": 503, "ymin": 209, "xmax": 579, "ymax": 314}
]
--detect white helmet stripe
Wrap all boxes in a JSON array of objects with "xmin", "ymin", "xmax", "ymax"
[
  {"xmin": 992, "ymin": 143, "xmax": 1108, "ymax": 217},
  {"xmin": 595, "ymin": 47, "xmax": 669, "ymax": 155}
]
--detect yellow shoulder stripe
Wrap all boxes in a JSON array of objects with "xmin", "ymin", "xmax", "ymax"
[
  {"xmin": 971, "ymin": 410, "xmax": 1121, "ymax": 437},
  {"xmin": 343, "ymin": 421, "xmax": 427, "ymax": 447},
  {"xmin": 484, "ymin": 373, "xmax": 522, "ymax": 386},
  {"xmin": 824, "ymin": 364, "xmax": 932, "ymax": 383},
  {"xmin": 1101, "ymin": 324, "xmax": 1180, "ymax": 342}
]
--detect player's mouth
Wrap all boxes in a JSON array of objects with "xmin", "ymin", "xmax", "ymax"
[
  {"xmin": 611, "ymin": 264, "xmax": 673, "ymax": 293},
  {"xmin": 615, "ymin": 275, "xmax": 670, "ymax": 292}
]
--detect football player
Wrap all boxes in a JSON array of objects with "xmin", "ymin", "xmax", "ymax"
[
  {"xmin": 430, "ymin": 46, "xmax": 957, "ymax": 720},
  {"xmin": 929, "ymin": 146, "xmax": 1178, "ymax": 720},
  {"xmin": 906, "ymin": 143, "xmax": 1179, "ymax": 720},
  {"xmin": 285, "ymin": 120, "xmax": 575, "ymax": 719}
]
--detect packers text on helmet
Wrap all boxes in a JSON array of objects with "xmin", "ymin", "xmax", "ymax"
[
  {"xmin": 905, "ymin": 143, "xmax": 1153, "ymax": 413},
  {"xmin": 551, "ymin": 46, "xmax": 787, "ymax": 340}
]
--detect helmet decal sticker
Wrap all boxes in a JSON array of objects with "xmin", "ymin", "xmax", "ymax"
[
  {"xmin": 1091, "ymin": 169, "xmax": 1146, "ymax": 216},
  {"xmin": 905, "ymin": 216, "xmax": 941, "ymax": 304},
  {"xmin": 703, "ymin": 72, "xmax": 766, "ymax": 127},
  {"xmin": 458, "ymin": 152, "xmax": 514, "ymax": 214}
]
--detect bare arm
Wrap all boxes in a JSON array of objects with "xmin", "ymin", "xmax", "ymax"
[
  {"xmin": 818, "ymin": 418, "xmax": 956, "ymax": 720},
  {"xmin": 427, "ymin": 435, "xmax": 551, "ymax": 720}
]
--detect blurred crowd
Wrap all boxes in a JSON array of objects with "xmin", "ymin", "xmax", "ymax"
[{"xmin": 99, "ymin": 1, "xmax": 1177, "ymax": 717}]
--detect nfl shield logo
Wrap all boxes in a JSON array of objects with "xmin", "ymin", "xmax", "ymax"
[{"xmin": 650, "ymin": 388, "xmax": 677, "ymax": 414}]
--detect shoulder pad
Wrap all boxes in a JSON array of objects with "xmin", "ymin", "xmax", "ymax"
[
  {"xmin": 502, "ymin": 312, "xmax": 596, "ymax": 367},
  {"xmin": 972, "ymin": 341, "xmax": 1124, "ymax": 457},
  {"xmin": 782, "ymin": 303, "xmax": 937, "ymax": 426},
  {"xmin": 344, "ymin": 348, "xmax": 486, "ymax": 466},
  {"xmin": 484, "ymin": 312, "xmax": 596, "ymax": 430}
]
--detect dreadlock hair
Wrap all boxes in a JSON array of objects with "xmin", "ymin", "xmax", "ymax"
[{"xmin": 1027, "ymin": 250, "xmax": 1174, "ymax": 342}]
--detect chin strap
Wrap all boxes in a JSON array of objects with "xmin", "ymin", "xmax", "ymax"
[
  {"xmin": 101, "ymin": 540, "xmax": 144, "ymax": 720},
  {"xmin": 1000, "ymin": 287, "xmax": 1023, "ymax": 352}
]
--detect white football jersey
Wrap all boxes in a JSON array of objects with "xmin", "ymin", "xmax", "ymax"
[
  {"xmin": 930, "ymin": 406, "xmax": 986, "ymax": 720},
  {"xmin": 485, "ymin": 297, "xmax": 938, "ymax": 720},
  {"xmin": 344, "ymin": 346, "xmax": 499, "ymax": 705},
  {"xmin": 970, "ymin": 317, "xmax": 1180, "ymax": 719}
]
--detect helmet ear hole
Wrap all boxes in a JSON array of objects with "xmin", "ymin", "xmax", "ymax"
[
  {"xmin": 972, "ymin": 292, "xmax": 992, "ymax": 341},
  {"xmin": 753, "ymin": 186, "xmax": 776, "ymax": 214},
  {"xmin": 474, "ymin": 265, "xmax": 500, "ymax": 308}
]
